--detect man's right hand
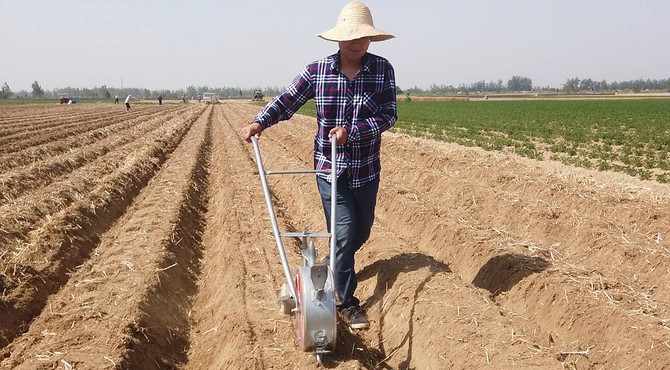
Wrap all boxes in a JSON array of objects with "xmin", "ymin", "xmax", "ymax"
[{"xmin": 240, "ymin": 122, "xmax": 263, "ymax": 142}]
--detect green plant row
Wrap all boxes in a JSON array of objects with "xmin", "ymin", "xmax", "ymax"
[{"xmin": 297, "ymin": 99, "xmax": 670, "ymax": 183}]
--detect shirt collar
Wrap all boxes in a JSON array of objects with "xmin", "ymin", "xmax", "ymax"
[{"xmin": 330, "ymin": 51, "xmax": 371, "ymax": 74}]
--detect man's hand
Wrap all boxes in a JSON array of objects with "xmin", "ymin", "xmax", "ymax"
[
  {"xmin": 241, "ymin": 122, "xmax": 263, "ymax": 142},
  {"xmin": 328, "ymin": 126, "xmax": 347, "ymax": 145}
]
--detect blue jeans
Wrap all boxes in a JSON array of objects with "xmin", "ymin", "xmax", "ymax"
[{"xmin": 317, "ymin": 174, "xmax": 379, "ymax": 308}]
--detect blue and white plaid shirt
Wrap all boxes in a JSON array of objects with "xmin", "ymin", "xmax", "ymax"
[{"xmin": 253, "ymin": 51, "xmax": 397, "ymax": 188}]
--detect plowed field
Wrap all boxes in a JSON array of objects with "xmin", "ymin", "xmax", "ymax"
[{"xmin": 1, "ymin": 102, "xmax": 669, "ymax": 369}]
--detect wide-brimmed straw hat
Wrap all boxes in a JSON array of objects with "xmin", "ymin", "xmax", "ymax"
[{"xmin": 317, "ymin": 1, "xmax": 394, "ymax": 42}]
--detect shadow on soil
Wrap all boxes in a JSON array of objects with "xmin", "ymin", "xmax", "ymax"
[
  {"xmin": 324, "ymin": 252, "xmax": 450, "ymax": 369},
  {"xmin": 472, "ymin": 253, "xmax": 550, "ymax": 297}
]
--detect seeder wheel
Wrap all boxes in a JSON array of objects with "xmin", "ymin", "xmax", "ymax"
[{"xmin": 294, "ymin": 266, "xmax": 337, "ymax": 355}]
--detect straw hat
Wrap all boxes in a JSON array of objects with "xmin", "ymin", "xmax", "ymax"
[{"xmin": 317, "ymin": 1, "xmax": 394, "ymax": 42}]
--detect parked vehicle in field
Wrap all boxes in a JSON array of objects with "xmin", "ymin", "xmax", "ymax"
[
  {"xmin": 58, "ymin": 93, "xmax": 79, "ymax": 104},
  {"xmin": 202, "ymin": 92, "xmax": 219, "ymax": 103},
  {"xmin": 252, "ymin": 89, "xmax": 264, "ymax": 101}
]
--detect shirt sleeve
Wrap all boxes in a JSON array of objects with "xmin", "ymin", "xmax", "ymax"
[
  {"xmin": 347, "ymin": 62, "xmax": 398, "ymax": 143},
  {"xmin": 253, "ymin": 66, "xmax": 314, "ymax": 129}
]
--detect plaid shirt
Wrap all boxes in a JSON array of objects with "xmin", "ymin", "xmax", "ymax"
[{"xmin": 253, "ymin": 52, "xmax": 397, "ymax": 188}]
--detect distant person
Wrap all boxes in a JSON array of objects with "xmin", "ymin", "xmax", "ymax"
[
  {"xmin": 158, "ymin": 94, "xmax": 163, "ymax": 105},
  {"xmin": 124, "ymin": 94, "xmax": 132, "ymax": 111},
  {"xmin": 114, "ymin": 94, "xmax": 119, "ymax": 104},
  {"xmin": 182, "ymin": 94, "xmax": 187, "ymax": 103},
  {"xmin": 240, "ymin": 0, "xmax": 396, "ymax": 330}
]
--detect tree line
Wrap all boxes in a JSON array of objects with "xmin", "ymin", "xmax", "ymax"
[
  {"xmin": 0, "ymin": 82, "xmax": 283, "ymax": 100},
  {"xmin": 1, "ymin": 76, "xmax": 669, "ymax": 100},
  {"xmin": 401, "ymin": 76, "xmax": 670, "ymax": 95}
]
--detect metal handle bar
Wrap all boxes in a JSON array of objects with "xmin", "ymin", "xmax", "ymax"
[
  {"xmin": 266, "ymin": 169, "xmax": 331, "ymax": 175},
  {"xmin": 251, "ymin": 134, "xmax": 338, "ymax": 301}
]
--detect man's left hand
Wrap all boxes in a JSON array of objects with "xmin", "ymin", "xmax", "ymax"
[{"xmin": 329, "ymin": 127, "xmax": 348, "ymax": 145}]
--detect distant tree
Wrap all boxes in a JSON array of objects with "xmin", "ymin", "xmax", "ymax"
[
  {"xmin": 507, "ymin": 76, "xmax": 532, "ymax": 91},
  {"xmin": 599, "ymin": 80, "xmax": 609, "ymax": 91},
  {"xmin": 428, "ymin": 83, "xmax": 457, "ymax": 95},
  {"xmin": 31, "ymin": 80, "xmax": 44, "ymax": 98},
  {"xmin": 186, "ymin": 85, "xmax": 197, "ymax": 98},
  {"xmin": 396, "ymin": 86, "xmax": 403, "ymax": 94},
  {"xmin": 496, "ymin": 79, "xmax": 504, "ymax": 92},
  {"xmin": 0, "ymin": 82, "xmax": 12, "ymax": 99},
  {"xmin": 101, "ymin": 85, "xmax": 111, "ymax": 99},
  {"xmin": 579, "ymin": 78, "xmax": 595, "ymax": 91},
  {"xmin": 563, "ymin": 77, "xmax": 580, "ymax": 91},
  {"xmin": 471, "ymin": 80, "xmax": 486, "ymax": 92}
]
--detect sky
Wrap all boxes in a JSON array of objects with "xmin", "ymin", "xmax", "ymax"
[{"xmin": 2, "ymin": 0, "xmax": 669, "ymax": 92}]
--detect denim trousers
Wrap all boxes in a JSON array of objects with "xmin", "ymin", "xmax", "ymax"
[{"xmin": 317, "ymin": 174, "xmax": 380, "ymax": 309}]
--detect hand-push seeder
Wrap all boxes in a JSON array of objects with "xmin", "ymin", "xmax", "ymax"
[{"xmin": 251, "ymin": 135, "xmax": 339, "ymax": 365}]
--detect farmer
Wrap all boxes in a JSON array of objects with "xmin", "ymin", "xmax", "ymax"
[
  {"xmin": 240, "ymin": 1, "xmax": 396, "ymax": 329},
  {"xmin": 124, "ymin": 94, "xmax": 132, "ymax": 111},
  {"xmin": 158, "ymin": 94, "xmax": 163, "ymax": 105},
  {"xmin": 114, "ymin": 94, "xmax": 119, "ymax": 104}
]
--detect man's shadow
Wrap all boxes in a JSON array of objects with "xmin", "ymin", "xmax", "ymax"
[
  {"xmin": 323, "ymin": 252, "xmax": 550, "ymax": 369},
  {"xmin": 471, "ymin": 253, "xmax": 550, "ymax": 297},
  {"xmin": 326, "ymin": 252, "xmax": 450, "ymax": 369}
]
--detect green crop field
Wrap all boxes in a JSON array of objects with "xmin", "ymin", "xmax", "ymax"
[{"xmin": 298, "ymin": 99, "xmax": 670, "ymax": 182}]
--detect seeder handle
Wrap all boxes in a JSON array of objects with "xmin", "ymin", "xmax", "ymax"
[
  {"xmin": 251, "ymin": 135, "xmax": 297, "ymax": 299},
  {"xmin": 328, "ymin": 135, "xmax": 337, "ymax": 275},
  {"xmin": 250, "ymin": 134, "xmax": 339, "ymax": 300}
]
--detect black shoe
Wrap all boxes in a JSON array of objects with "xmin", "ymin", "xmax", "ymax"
[{"xmin": 340, "ymin": 305, "xmax": 370, "ymax": 329}]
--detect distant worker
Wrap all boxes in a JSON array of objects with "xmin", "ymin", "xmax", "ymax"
[
  {"xmin": 182, "ymin": 94, "xmax": 187, "ymax": 103},
  {"xmin": 158, "ymin": 94, "xmax": 163, "ymax": 105},
  {"xmin": 124, "ymin": 94, "xmax": 132, "ymax": 111},
  {"xmin": 114, "ymin": 94, "xmax": 119, "ymax": 104}
]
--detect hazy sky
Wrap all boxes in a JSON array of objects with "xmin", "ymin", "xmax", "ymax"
[{"xmin": 2, "ymin": 0, "xmax": 668, "ymax": 92}]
